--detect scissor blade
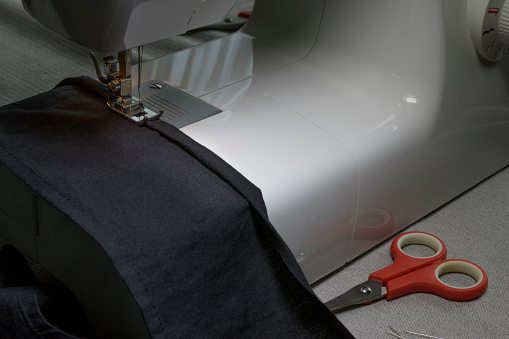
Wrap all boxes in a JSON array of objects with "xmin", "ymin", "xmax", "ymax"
[{"xmin": 324, "ymin": 279, "xmax": 386, "ymax": 312}]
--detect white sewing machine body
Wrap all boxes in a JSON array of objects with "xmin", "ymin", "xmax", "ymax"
[
  {"xmin": 21, "ymin": 0, "xmax": 238, "ymax": 52},
  {"xmin": 23, "ymin": 0, "xmax": 509, "ymax": 283}
]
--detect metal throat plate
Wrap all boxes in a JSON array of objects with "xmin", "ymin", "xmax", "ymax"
[{"xmin": 134, "ymin": 80, "xmax": 221, "ymax": 128}]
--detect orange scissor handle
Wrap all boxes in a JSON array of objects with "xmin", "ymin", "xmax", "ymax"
[
  {"xmin": 385, "ymin": 259, "xmax": 488, "ymax": 301},
  {"xmin": 369, "ymin": 232, "xmax": 447, "ymax": 283}
]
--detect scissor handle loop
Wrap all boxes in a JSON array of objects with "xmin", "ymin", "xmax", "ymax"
[
  {"xmin": 435, "ymin": 260, "xmax": 485, "ymax": 289},
  {"xmin": 386, "ymin": 259, "xmax": 488, "ymax": 301},
  {"xmin": 369, "ymin": 232, "xmax": 447, "ymax": 283},
  {"xmin": 395, "ymin": 232, "xmax": 444, "ymax": 259}
]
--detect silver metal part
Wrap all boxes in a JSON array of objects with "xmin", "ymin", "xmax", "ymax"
[
  {"xmin": 137, "ymin": 46, "xmax": 143, "ymax": 103},
  {"xmin": 360, "ymin": 286, "xmax": 373, "ymax": 294},
  {"xmin": 134, "ymin": 80, "xmax": 221, "ymax": 129},
  {"xmin": 90, "ymin": 50, "xmax": 160, "ymax": 125},
  {"xmin": 324, "ymin": 279, "xmax": 386, "ymax": 312}
]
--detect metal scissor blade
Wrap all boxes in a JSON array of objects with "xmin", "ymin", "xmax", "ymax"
[{"xmin": 324, "ymin": 279, "xmax": 386, "ymax": 312}]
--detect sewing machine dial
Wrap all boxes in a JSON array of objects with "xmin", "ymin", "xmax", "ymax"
[{"xmin": 468, "ymin": 0, "xmax": 509, "ymax": 61}]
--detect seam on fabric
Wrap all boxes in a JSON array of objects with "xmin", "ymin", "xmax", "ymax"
[
  {"xmin": 17, "ymin": 295, "xmax": 45, "ymax": 339},
  {"xmin": 0, "ymin": 139, "xmax": 163, "ymax": 336}
]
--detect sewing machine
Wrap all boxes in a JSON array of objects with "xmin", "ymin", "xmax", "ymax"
[
  {"xmin": 8, "ymin": 0, "xmax": 509, "ymax": 336},
  {"xmin": 21, "ymin": 0, "xmax": 509, "ymax": 281}
]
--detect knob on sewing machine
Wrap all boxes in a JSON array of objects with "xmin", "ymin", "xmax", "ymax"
[{"xmin": 468, "ymin": 0, "xmax": 509, "ymax": 61}]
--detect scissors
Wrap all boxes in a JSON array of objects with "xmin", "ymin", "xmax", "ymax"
[{"xmin": 325, "ymin": 231, "xmax": 488, "ymax": 311}]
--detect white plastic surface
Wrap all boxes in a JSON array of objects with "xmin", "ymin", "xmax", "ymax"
[
  {"xmin": 140, "ymin": 0, "xmax": 509, "ymax": 282},
  {"xmin": 21, "ymin": 0, "xmax": 237, "ymax": 52}
]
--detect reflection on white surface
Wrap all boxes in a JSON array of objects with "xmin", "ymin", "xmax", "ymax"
[
  {"xmin": 404, "ymin": 96, "xmax": 418, "ymax": 104},
  {"xmin": 296, "ymin": 207, "xmax": 351, "ymax": 267},
  {"xmin": 369, "ymin": 115, "xmax": 396, "ymax": 133}
]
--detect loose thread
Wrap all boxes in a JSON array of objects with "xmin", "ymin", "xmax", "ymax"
[
  {"xmin": 404, "ymin": 330, "xmax": 444, "ymax": 339},
  {"xmin": 386, "ymin": 329, "xmax": 406, "ymax": 339},
  {"xmin": 389, "ymin": 325, "xmax": 403, "ymax": 337}
]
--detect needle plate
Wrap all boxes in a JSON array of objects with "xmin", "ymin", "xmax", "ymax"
[{"xmin": 134, "ymin": 80, "xmax": 221, "ymax": 128}]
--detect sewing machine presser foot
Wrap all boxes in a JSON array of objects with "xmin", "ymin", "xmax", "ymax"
[
  {"xmin": 107, "ymin": 98, "xmax": 163, "ymax": 126},
  {"xmin": 90, "ymin": 50, "xmax": 162, "ymax": 125}
]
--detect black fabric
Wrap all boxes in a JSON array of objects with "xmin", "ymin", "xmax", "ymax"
[
  {"xmin": 0, "ymin": 246, "xmax": 90, "ymax": 338},
  {"xmin": 0, "ymin": 77, "xmax": 353, "ymax": 338}
]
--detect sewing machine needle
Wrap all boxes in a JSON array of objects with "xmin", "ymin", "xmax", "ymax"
[{"xmin": 137, "ymin": 45, "xmax": 143, "ymax": 102}]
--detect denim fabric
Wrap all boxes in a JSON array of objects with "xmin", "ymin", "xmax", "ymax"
[{"xmin": 0, "ymin": 77, "xmax": 353, "ymax": 338}]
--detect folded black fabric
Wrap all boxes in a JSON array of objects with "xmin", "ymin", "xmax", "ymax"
[
  {"xmin": 0, "ymin": 246, "xmax": 89, "ymax": 338},
  {"xmin": 0, "ymin": 77, "xmax": 353, "ymax": 338}
]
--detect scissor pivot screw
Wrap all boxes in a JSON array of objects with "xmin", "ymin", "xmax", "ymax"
[{"xmin": 360, "ymin": 286, "xmax": 372, "ymax": 294}]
